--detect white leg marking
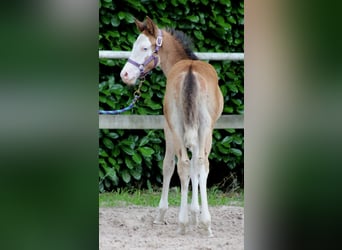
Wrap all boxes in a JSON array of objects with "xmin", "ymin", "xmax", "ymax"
[
  {"xmin": 190, "ymin": 151, "xmax": 200, "ymax": 227},
  {"xmin": 198, "ymin": 157, "xmax": 213, "ymax": 237},
  {"xmin": 177, "ymin": 157, "xmax": 190, "ymax": 235}
]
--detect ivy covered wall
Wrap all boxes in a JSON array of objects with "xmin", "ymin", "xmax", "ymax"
[{"xmin": 99, "ymin": 0, "xmax": 244, "ymax": 192}]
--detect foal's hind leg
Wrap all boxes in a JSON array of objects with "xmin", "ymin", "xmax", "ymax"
[
  {"xmin": 190, "ymin": 146, "xmax": 200, "ymax": 227},
  {"xmin": 177, "ymin": 145, "xmax": 191, "ymax": 235},
  {"xmin": 198, "ymin": 125, "xmax": 214, "ymax": 237},
  {"xmin": 154, "ymin": 125, "xmax": 175, "ymax": 224}
]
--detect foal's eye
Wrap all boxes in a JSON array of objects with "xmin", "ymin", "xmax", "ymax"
[{"xmin": 143, "ymin": 47, "xmax": 147, "ymax": 51}]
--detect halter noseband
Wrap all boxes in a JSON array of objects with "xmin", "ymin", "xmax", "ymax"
[{"xmin": 127, "ymin": 29, "xmax": 163, "ymax": 79}]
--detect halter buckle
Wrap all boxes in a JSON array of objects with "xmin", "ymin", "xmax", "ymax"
[{"xmin": 156, "ymin": 36, "xmax": 162, "ymax": 47}]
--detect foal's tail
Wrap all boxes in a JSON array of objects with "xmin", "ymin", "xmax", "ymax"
[{"xmin": 182, "ymin": 65, "xmax": 199, "ymax": 151}]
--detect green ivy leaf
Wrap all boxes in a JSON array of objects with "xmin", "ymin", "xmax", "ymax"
[
  {"xmin": 99, "ymin": 96, "xmax": 107, "ymax": 104},
  {"xmin": 220, "ymin": 85, "xmax": 228, "ymax": 97},
  {"xmin": 160, "ymin": 17, "xmax": 173, "ymax": 24},
  {"xmin": 118, "ymin": 12, "xmax": 126, "ymax": 20},
  {"xmin": 103, "ymin": 138, "xmax": 114, "ymax": 149},
  {"xmin": 187, "ymin": 15, "xmax": 199, "ymax": 23},
  {"xmin": 125, "ymin": 157, "xmax": 134, "ymax": 169},
  {"xmin": 213, "ymin": 131, "xmax": 222, "ymax": 140},
  {"xmin": 149, "ymin": 136, "xmax": 162, "ymax": 144},
  {"xmin": 99, "ymin": 148, "xmax": 108, "ymax": 157},
  {"xmin": 108, "ymin": 157, "xmax": 116, "ymax": 166},
  {"xmin": 228, "ymin": 83, "xmax": 238, "ymax": 93},
  {"xmin": 228, "ymin": 16, "xmax": 236, "ymax": 24},
  {"xmin": 139, "ymin": 136, "xmax": 149, "ymax": 147},
  {"xmin": 217, "ymin": 144, "xmax": 229, "ymax": 154},
  {"xmin": 230, "ymin": 148, "xmax": 242, "ymax": 157},
  {"xmin": 100, "ymin": 59, "xmax": 115, "ymax": 66},
  {"xmin": 132, "ymin": 153, "xmax": 142, "ymax": 164},
  {"xmin": 194, "ymin": 30, "xmax": 204, "ymax": 41},
  {"xmin": 217, "ymin": 16, "xmax": 231, "ymax": 29},
  {"xmin": 107, "ymin": 168, "xmax": 118, "ymax": 184},
  {"xmin": 111, "ymin": 16, "xmax": 120, "ymax": 27},
  {"xmin": 130, "ymin": 167, "xmax": 142, "ymax": 180},
  {"xmin": 99, "ymin": 157, "xmax": 107, "ymax": 166},
  {"xmin": 124, "ymin": 13, "xmax": 135, "ymax": 23},
  {"xmin": 224, "ymin": 106, "xmax": 234, "ymax": 113},
  {"xmin": 233, "ymin": 135, "xmax": 243, "ymax": 145},
  {"xmin": 101, "ymin": 15, "xmax": 110, "ymax": 25},
  {"xmin": 139, "ymin": 147, "xmax": 155, "ymax": 157},
  {"xmin": 112, "ymin": 147, "xmax": 120, "ymax": 157},
  {"xmin": 228, "ymin": 162, "xmax": 236, "ymax": 170},
  {"xmin": 221, "ymin": 136, "xmax": 233, "ymax": 147},
  {"xmin": 121, "ymin": 170, "xmax": 131, "ymax": 183},
  {"xmin": 227, "ymin": 72, "xmax": 236, "ymax": 79},
  {"xmin": 232, "ymin": 99, "xmax": 242, "ymax": 106},
  {"xmin": 110, "ymin": 84, "xmax": 124, "ymax": 94},
  {"xmin": 107, "ymin": 132, "xmax": 119, "ymax": 139},
  {"xmin": 121, "ymin": 145, "xmax": 135, "ymax": 155}
]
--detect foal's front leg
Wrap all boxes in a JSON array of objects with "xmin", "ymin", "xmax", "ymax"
[
  {"xmin": 154, "ymin": 127, "xmax": 175, "ymax": 224},
  {"xmin": 153, "ymin": 148, "xmax": 175, "ymax": 224}
]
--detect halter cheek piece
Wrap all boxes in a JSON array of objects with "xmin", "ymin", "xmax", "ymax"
[{"xmin": 127, "ymin": 29, "xmax": 163, "ymax": 79}]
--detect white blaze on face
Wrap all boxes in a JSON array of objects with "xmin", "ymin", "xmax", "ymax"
[{"xmin": 120, "ymin": 34, "xmax": 152, "ymax": 85}]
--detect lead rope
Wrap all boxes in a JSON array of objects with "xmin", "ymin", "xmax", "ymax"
[{"xmin": 98, "ymin": 78, "xmax": 144, "ymax": 115}]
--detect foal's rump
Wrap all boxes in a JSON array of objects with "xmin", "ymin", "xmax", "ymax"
[{"xmin": 164, "ymin": 60, "xmax": 223, "ymax": 150}]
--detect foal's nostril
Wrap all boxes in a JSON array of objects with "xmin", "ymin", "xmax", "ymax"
[{"xmin": 122, "ymin": 72, "xmax": 129, "ymax": 79}]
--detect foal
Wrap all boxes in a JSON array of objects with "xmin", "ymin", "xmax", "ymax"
[{"xmin": 120, "ymin": 17, "xmax": 223, "ymax": 236}]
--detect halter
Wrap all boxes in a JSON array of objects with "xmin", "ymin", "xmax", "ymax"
[{"xmin": 127, "ymin": 29, "xmax": 163, "ymax": 79}]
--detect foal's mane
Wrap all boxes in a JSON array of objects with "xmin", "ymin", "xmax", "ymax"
[{"xmin": 165, "ymin": 28, "xmax": 199, "ymax": 60}]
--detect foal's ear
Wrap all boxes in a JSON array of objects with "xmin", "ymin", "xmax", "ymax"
[
  {"xmin": 135, "ymin": 18, "xmax": 145, "ymax": 32},
  {"xmin": 145, "ymin": 16, "xmax": 158, "ymax": 36}
]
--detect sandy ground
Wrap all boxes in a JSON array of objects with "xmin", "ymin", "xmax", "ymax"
[{"xmin": 99, "ymin": 205, "xmax": 244, "ymax": 250}]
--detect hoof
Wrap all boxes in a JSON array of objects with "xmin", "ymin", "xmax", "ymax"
[
  {"xmin": 154, "ymin": 208, "xmax": 167, "ymax": 225},
  {"xmin": 199, "ymin": 221, "xmax": 213, "ymax": 237},
  {"xmin": 207, "ymin": 229, "xmax": 214, "ymax": 237}
]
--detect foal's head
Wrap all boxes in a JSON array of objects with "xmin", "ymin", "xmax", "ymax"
[{"xmin": 120, "ymin": 17, "xmax": 162, "ymax": 85}]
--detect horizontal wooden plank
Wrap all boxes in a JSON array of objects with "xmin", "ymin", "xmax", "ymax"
[
  {"xmin": 99, "ymin": 115, "xmax": 244, "ymax": 129},
  {"xmin": 99, "ymin": 51, "xmax": 244, "ymax": 61}
]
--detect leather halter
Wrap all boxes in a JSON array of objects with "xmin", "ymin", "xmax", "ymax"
[{"xmin": 127, "ymin": 29, "xmax": 163, "ymax": 79}]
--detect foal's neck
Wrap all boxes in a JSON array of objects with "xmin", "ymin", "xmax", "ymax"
[{"xmin": 158, "ymin": 30, "xmax": 192, "ymax": 76}]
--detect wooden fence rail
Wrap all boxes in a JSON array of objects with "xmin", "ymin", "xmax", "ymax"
[
  {"xmin": 99, "ymin": 50, "xmax": 244, "ymax": 130},
  {"xmin": 99, "ymin": 114, "xmax": 243, "ymax": 129},
  {"xmin": 99, "ymin": 50, "xmax": 244, "ymax": 61}
]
